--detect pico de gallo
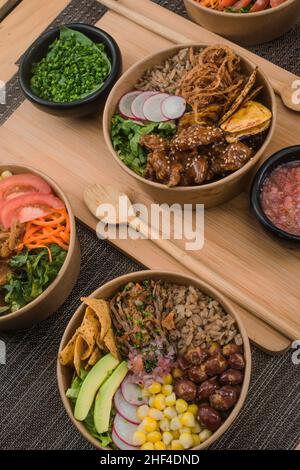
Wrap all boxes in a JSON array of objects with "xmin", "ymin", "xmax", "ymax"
[
  {"xmin": 0, "ymin": 171, "xmax": 70, "ymax": 315},
  {"xmin": 195, "ymin": 0, "xmax": 287, "ymax": 13}
]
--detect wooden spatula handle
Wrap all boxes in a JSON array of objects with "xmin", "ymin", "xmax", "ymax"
[{"xmin": 130, "ymin": 217, "xmax": 297, "ymax": 340}]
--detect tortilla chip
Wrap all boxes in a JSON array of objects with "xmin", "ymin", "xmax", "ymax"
[
  {"xmin": 81, "ymin": 298, "xmax": 111, "ymax": 342},
  {"xmin": 78, "ymin": 306, "xmax": 101, "ymax": 361},
  {"xmin": 59, "ymin": 330, "xmax": 79, "ymax": 366},
  {"xmin": 73, "ymin": 334, "xmax": 87, "ymax": 376},
  {"xmin": 104, "ymin": 328, "xmax": 120, "ymax": 361},
  {"xmin": 86, "ymin": 347, "xmax": 102, "ymax": 368}
]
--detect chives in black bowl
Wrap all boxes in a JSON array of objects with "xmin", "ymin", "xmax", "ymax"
[{"xmin": 19, "ymin": 23, "xmax": 122, "ymax": 117}]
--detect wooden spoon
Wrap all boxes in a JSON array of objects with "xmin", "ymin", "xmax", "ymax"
[
  {"xmin": 84, "ymin": 183, "xmax": 298, "ymax": 341},
  {"xmin": 100, "ymin": 0, "xmax": 300, "ymax": 112}
]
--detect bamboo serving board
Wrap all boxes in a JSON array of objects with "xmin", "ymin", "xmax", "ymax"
[{"xmin": 1, "ymin": 0, "xmax": 300, "ymax": 353}]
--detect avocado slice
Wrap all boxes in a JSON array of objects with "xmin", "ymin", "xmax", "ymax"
[
  {"xmin": 94, "ymin": 361, "xmax": 128, "ymax": 434},
  {"xmin": 74, "ymin": 353, "xmax": 119, "ymax": 421}
]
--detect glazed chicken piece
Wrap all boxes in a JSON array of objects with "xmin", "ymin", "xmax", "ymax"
[
  {"xmin": 140, "ymin": 134, "xmax": 169, "ymax": 151},
  {"xmin": 211, "ymin": 142, "xmax": 253, "ymax": 174},
  {"xmin": 180, "ymin": 155, "xmax": 208, "ymax": 186},
  {"xmin": 145, "ymin": 150, "xmax": 183, "ymax": 187},
  {"xmin": 171, "ymin": 124, "xmax": 224, "ymax": 151}
]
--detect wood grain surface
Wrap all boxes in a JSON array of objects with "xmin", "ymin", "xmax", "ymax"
[
  {"xmin": 0, "ymin": 0, "xmax": 20, "ymax": 21},
  {"xmin": 1, "ymin": 0, "xmax": 299, "ymax": 353}
]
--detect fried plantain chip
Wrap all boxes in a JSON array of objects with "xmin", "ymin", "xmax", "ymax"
[{"xmin": 219, "ymin": 68, "xmax": 257, "ymax": 125}]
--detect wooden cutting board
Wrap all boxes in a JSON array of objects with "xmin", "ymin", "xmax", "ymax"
[{"xmin": 1, "ymin": 0, "xmax": 299, "ymax": 353}]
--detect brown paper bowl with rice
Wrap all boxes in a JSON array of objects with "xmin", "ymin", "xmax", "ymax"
[
  {"xmin": 103, "ymin": 43, "xmax": 276, "ymax": 208},
  {"xmin": 57, "ymin": 270, "xmax": 251, "ymax": 450},
  {"xmin": 183, "ymin": 0, "xmax": 300, "ymax": 47},
  {"xmin": 0, "ymin": 165, "xmax": 80, "ymax": 331}
]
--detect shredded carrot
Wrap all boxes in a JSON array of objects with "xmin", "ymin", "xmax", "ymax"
[{"xmin": 18, "ymin": 208, "xmax": 70, "ymax": 259}]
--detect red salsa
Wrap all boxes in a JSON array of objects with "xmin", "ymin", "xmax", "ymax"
[{"xmin": 261, "ymin": 162, "xmax": 300, "ymax": 236}]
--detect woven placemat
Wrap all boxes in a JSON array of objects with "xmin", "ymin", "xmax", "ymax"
[{"xmin": 0, "ymin": 0, "xmax": 299, "ymax": 451}]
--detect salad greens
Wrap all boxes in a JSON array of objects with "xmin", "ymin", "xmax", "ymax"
[
  {"xmin": 3, "ymin": 244, "xmax": 67, "ymax": 313},
  {"xmin": 31, "ymin": 26, "xmax": 111, "ymax": 103},
  {"xmin": 67, "ymin": 370, "xmax": 114, "ymax": 448},
  {"xmin": 111, "ymin": 114, "xmax": 177, "ymax": 176}
]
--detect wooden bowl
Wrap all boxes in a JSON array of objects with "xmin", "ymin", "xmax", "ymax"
[
  {"xmin": 0, "ymin": 165, "xmax": 81, "ymax": 331},
  {"xmin": 57, "ymin": 270, "xmax": 252, "ymax": 450},
  {"xmin": 183, "ymin": 0, "xmax": 300, "ymax": 46},
  {"xmin": 103, "ymin": 43, "xmax": 276, "ymax": 208}
]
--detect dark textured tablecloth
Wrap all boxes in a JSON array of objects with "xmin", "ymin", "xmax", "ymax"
[{"xmin": 0, "ymin": 0, "xmax": 299, "ymax": 451}]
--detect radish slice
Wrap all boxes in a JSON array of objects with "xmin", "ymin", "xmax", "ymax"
[
  {"xmin": 161, "ymin": 96, "xmax": 186, "ymax": 120},
  {"xmin": 112, "ymin": 429, "xmax": 137, "ymax": 450},
  {"xmin": 131, "ymin": 91, "xmax": 158, "ymax": 121},
  {"xmin": 113, "ymin": 413, "xmax": 139, "ymax": 447},
  {"xmin": 119, "ymin": 91, "xmax": 142, "ymax": 120},
  {"xmin": 143, "ymin": 93, "xmax": 169, "ymax": 122},
  {"xmin": 121, "ymin": 376, "xmax": 146, "ymax": 406},
  {"xmin": 114, "ymin": 389, "xmax": 140, "ymax": 424}
]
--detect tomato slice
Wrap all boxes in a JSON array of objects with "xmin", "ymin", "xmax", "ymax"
[
  {"xmin": 250, "ymin": 0, "xmax": 270, "ymax": 11},
  {"xmin": 232, "ymin": 0, "xmax": 253, "ymax": 9},
  {"xmin": 270, "ymin": 0, "xmax": 286, "ymax": 6},
  {"xmin": 0, "ymin": 192, "xmax": 65, "ymax": 228},
  {"xmin": 0, "ymin": 174, "xmax": 52, "ymax": 212},
  {"xmin": 219, "ymin": 0, "xmax": 237, "ymax": 7}
]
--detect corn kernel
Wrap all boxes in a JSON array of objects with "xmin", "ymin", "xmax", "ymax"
[
  {"xmin": 162, "ymin": 431, "xmax": 173, "ymax": 446},
  {"xmin": 179, "ymin": 432, "xmax": 194, "ymax": 450},
  {"xmin": 165, "ymin": 392, "xmax": 176, "ymax": 407},
  {"xmin": 137, "ymin": 405, "xmax": 149, "ymax": 421},
  {"xmin": 199, "ymin": 429, "xmax": 212, "ymax": 443},
  {"xmin": 148, "ymin": 396, "xmax": 155, "ymax": 407},
  {"xmin": 181, "ymin": 411, "xmax": 195, "ymax": 428},
  {"xmin": 187, "ymin": 404, "xmax": 198, "ymax": 416},
  {"xmin": 180, "ymin": 427, "xmax": 191, "ymax": 434},
  {"xmin": 172, "ymin": 367, "xmax": 183, "ymax": 379},
  {"xmin": 170, "ymin": 416, "xmax": 182, "ymax": 431},
  {"xmin": 141, "ymin": 416, "xmax": 157, "ymax": 433},
  {"xmin": 164, "ymin": 406, "xmax": 177, "ymax": 419},
  {"xmin": 171, "ymin": 440, "xmax": 184, "ymax": 450},
  {"xmin": 192, "ymin": 434, "xmax": 201, "ymax": 447},
  {"xmin": 161, "ymin": 384, "xmax": 173, "ymax": 396},
  {"xmin": 163, "ymin": 374, "xmax": 173, "ymax": 385},
  {"xmin": 147, "ymin": 381, "xmax": 161, "ymax": 395},
  {"xmin": 191, "ymin": 422, "xmax": 202, "ymax": 433},
  {"xmin": 1, "ymin": 171, "xmax": 13, "ymax": 179},
  {"xmin": 142, "ymin": 388, "xmax": 150, "ymax": 398},
  {"xmin": 153, "ymin": 394, "xmax": 166, "ymax": 411},
  {"xmin": 154, "ymin": 441, "xmax": 167, "ymax": 450},
  {"xmin": 159, "ymin": 418, "xmax": 170, "ymax": 432},
  {"xmin": 208, "ymin": 342, "xmax": 220, "ymax": 355},
  {"xmin": 171, "ymin": 430, "xmax": 180, "ymax": 439},
  {"xmin": 147, "ymin": 431, "xmax": 162, "ymax": 443},
  {"xmin": 141, "ymin": 442, "xmax": 154, "ymax": 450},
  {"xmin": 137, "ymin": 423, "xmax": 145, "ymax": 432},
  {"xmin": 176, "ymin": 399, "xmax": 188, "ymax": 414},
  {"xmin": 148, "ymin": 408, "xmax": 164, "ymax": 421},
  {"xmin": 133, "ymin": 431, "xmax": 146, "ymax": 446}
]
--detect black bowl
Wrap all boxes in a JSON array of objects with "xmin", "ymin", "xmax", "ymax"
[
  {"xmin": 19, "ymin": 23, "xmax": 122, "ymax": 117},
  {"xmin": 250, "ymin": 145, "xmax": 300, "ymax": 246}
]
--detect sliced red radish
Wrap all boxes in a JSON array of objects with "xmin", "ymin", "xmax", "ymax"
[
  {"xmin": 113, "ymin": 413, "xmax": 139, "ymax": 447},
  {"xmin": 118, "ymin": 91, "xmax": 142, "ymax": 120},
  {"xmin": 161, "ymin": 95, "xmax": 186, "ymax": 120},
  {"xmin": 112, "ymin": 429, "xmax": 137, "ymax": 450},
  {"xmin": 131, "ymin": 91, "xmax": 158, "ymax": 121},
  {"xmin": 114, "ymin": 389, "xmax": 140, "ymax": 425},
  {"xmin": 143, "ymin": 93, "xmax": 169, "ymax": 122},
  {"xmin": 121, "ymin": 375, "xmax": 146, "ymax": 406}
]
